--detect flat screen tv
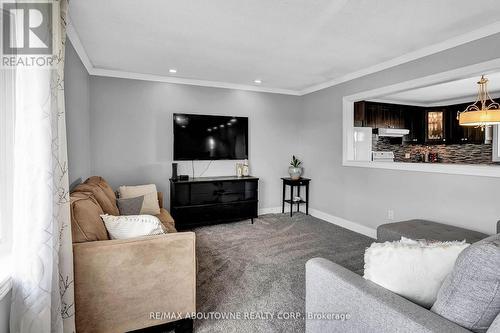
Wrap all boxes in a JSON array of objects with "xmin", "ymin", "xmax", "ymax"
[{"xmin": 173, "ymin": 113, "xmax": 248, "ymax": 160}]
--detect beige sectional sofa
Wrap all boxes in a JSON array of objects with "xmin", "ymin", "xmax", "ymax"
[{"xmin": 70, "ymin": 176, "xmax": 196, "ymax": 333}]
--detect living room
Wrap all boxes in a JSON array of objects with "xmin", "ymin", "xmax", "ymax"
[{"xmin": 1, "ymin": 1, "xmax": 500, "ymax": 333}]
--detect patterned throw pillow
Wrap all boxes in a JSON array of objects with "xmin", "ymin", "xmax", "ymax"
[
  {"xmin": 116, "ymin": 195, "xmax": 144, "ymax": 215},
  {"xmin": 100, "ymin": 214, "xmax": 165, "ymax": 239}
]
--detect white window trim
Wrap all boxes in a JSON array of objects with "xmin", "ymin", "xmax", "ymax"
[{"xmin": 343, "ymin": 57, "xmax": 500, "ymax": 178}]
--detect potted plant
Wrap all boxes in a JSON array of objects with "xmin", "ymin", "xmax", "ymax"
[{"xmin": 288, "ymin": 155, "xmax": 302, "ymax": 180}]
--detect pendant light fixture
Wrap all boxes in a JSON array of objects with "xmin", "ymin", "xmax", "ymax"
[{"xmin": 457, "ymin": 75, "xmax": 500, "ymax": 127}]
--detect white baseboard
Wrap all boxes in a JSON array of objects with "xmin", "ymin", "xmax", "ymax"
[
  {"xmin": 308, "ymin": 209, "xmax": 377, "ymax": 239},
  {"xmin": 258, "ymin": 207, "xmax": 282, "ymax": 215},
  {"xmin": 258, "ymin": 206, "xmax": 376, "ymax": 239}
]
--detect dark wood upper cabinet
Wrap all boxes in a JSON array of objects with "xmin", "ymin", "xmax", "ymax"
[
  {"xmin": 354, "ymin": 101, "xmax": 405, "ymax": 129},
  {"xmin": 446, "ymin": 103, "xmax": 484, "ymax": 144},
  {"xmin": 354, "ymin": 100, "xmax": 485, "ymax": 145},
  {"xmin": 403, "ymin": 107, "xmax": 425, "ymax": 144},
  {"xmin": 354, "ymin": 101, "xmax": 366, "ymax": 127}
]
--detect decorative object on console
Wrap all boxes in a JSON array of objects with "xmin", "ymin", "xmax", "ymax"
[
  {"xmin": 172, "ymin": 162, "xmax": 178, "ymax": 181},
  {"xmin": 363, "ymin": 237, "xmax": 469, "ymax": 308},
  {"xmin": 288, "ymin": 155, "xmax": 302, "ymax": 180},
  {"xmin": 116, "ymin": 195, "xmax": 144, "ymax": 215},
  {"xmin": 236, "ymin": 162, "xmax": 243, "ymax": 177},
  {"xmin": 118, "ymin": 184, "xmax": 161, "ymax": 215},
  {"xmin": 458, "ymin": 75, "xmax": 500, "ymax": 127},
  {"xmin": 100, "ymin": 214, "xmax": 166, "ymax": 239},
  {"xmin": 242, "ymin": 159, "xmax": 250, "ymax": 176}
]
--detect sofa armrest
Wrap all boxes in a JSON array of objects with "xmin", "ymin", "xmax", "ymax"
[
  {"xmin": 305, "ymin": 258, "xmax": 470, "ymax": 333},
  {"xmin": 73, "ymin": 232, "xmax": 196, "ymax": 333}
]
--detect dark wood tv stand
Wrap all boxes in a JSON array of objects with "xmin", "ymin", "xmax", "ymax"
[{"xmin": 169, "ymin": 176, "xmax": 259, "ymax": 230}]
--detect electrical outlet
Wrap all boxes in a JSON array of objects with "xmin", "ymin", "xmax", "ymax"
[{"xmin": 387, "ymin": 209, "xmax": 395, "ymax": 220}]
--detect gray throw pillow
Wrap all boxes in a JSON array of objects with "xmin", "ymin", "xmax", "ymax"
[
  {"xmin": 431, "ymin": 233, "xmax": 500, "ymax": 333},
  {"xmin": 116, "ymin": 195, "xmax": 144, "ymax": 215}
]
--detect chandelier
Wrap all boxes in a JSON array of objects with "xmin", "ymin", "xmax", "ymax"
[{"xmin": 457, "ymin": 75, "xmax": 500, "ymax": 127}]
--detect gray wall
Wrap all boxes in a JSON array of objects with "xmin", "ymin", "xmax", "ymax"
[
  {"xmin": 65, "ymin": 39, "xmax": 91, "ymax": 185},
  {"xmin": 300, "ymin": 33, "xmax": 500, "ymax": 235},
  {"xmin": 66, "ymin": 32, "xmax": 500, "ymax": 234},
  {"xmin": 89, "ymin": 77, "xmax": 302, "ymax": 210}
]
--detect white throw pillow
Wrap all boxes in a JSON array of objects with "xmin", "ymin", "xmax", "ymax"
[
  {"xmin": 363, "ymin": 237, "xmax": 469, "ymax": 308},
  {"xmin": 101, "ymin": 214, "xmax": 165, "ymax": 240},
  {"xmin": 118, "ymin": 184, "xmax": 160, "ymax": 215}
]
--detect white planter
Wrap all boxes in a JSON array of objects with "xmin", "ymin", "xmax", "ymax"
[{"xmin": 288, "ymin": 166, "xmax": 302, "ymax": 180}]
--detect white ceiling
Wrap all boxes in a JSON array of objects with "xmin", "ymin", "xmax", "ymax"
[
  {"xmin": 68, "ymin": 0, "xmax": 500, "ymax": 94},
  {"xmin": 377, "ymin": 72, "xmax": 500, "ymax": 106}
]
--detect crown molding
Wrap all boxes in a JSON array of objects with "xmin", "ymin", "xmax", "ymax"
[
  {"xmin": 299, "ymin": 21, "xmax": 500, "ymax": 95},
  {"xmin": 66, "ymin": 16, "xmax": 93, "ymax": 74},
  {"xmin": 65, "ymin": 17, "xmax": 300, "ymax": 96},
  {"xmin": 66, "ymin": 17, "xmax": 500, "ymax": 97},
  {"xmin": 90, "ymin": 68, "xmax": 301, "ymax": 95},
  {"xmin": 369, "ymin": 91, "xmax": 500, "ymax": 107}
]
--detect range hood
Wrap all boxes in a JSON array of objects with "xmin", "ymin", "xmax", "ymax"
[{"xmin": 377, "ymin": 128, "xmax": 409, "ymax": 137}]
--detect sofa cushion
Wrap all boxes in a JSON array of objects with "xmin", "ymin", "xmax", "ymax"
[
  {"xmin": 70, "ymin": 192, "xmax": 109, "ymax": 243},
  {"xmin": 431, "ymin": 233, "xmax": 500, "ymax": 333},
  {"xmin": 155, "ymin": 208, "xmax": 177, "ymax": 233},
  {"xmin": 364, "ymin": 238, "xmax": 469, "ymax": 308},
  {"xmin": 377, "ymin": 219, "xmax": 488, "ymax": 243},
  {"xmin": 73, "ymin": 183, "xmax": 120, "ymax": 216},
  {"xmin": 118, "ymin": 184, "xmax": 161, "ymax": 215},
  {"xmin": 489, "ymin": 313, "xmax": 500, "ymax": 333},
  {"xmin": 100, "ymin": 214, "xmax": 165, "ymax": 239},
  {"xmin": 85, "ymin": 176, "xmax": 118, "ymax": 212},
  {"xmin": 116, "ymin": 195, "xmax": 144, "ymax": 215}
]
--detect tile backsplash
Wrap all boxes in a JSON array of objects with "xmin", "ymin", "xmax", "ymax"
[{"xmin": 374, "ymin": 137, "xmax": 498, "ymax": 164}]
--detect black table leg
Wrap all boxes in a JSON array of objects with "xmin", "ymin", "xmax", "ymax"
[
  {"xmin": 306, "ymin": 183, "xmax": 309, "ymax": 215},
  {"xmin": 282, "ymin": 181, "xmax": 285, "ymax": 213},
  {"xmin": 290, "ymin": 185, "xmax": 294, "ymax": 217},
  {"xmin": 297, "ymin": 185, "xmax": 301, "ymax": 212}
]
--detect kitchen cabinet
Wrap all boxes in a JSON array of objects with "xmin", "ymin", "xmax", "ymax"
[
  {"xmin": 354, "ymin": 101, "xmax": 366, "ymax": 127},
  {"xmin": 354, "ymin": 101, "xmax": 405, "ymax": 129},
  {"xmin": 403, "ymin": 108, "xmax": 425, "ymax": 144},
  {"xmin": 425, "ymin": 109, "xmax": 447, "ymax": 143},
  {"xmin": 446, "ymin": 103, "xmax": 484, "ymax": 144},
  {"xmin": 354, "ymin": 100, "xmax": 485, "ymax": 145}
]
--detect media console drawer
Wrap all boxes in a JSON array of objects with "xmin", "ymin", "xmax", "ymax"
[{"xmin": 170, "ymin": 176, "xmax": 259, "ymax": 230}]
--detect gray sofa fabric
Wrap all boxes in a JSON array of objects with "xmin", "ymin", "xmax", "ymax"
[
  {"xmin": 488, "ymin": 313, "xmax": 500, "ymax": 333},
  {"xmin": 305, "ymin": 258, "xmax": 471, "ymax": 333},
  {"xmin": 377, "ymin": 219, "xmax": 488, "ymax": 243},
  {"xmin": 431, "ymin": 233, "xmax": 500, "ymax": 333}
]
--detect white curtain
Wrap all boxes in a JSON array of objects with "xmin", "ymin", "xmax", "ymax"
[{"xmin": 9, "ymin": 1, "xmax": 75, "ymax": 332}]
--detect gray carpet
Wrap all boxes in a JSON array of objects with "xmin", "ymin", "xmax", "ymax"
[{"xmin": 193, "ymin": 212, "xmax": 374, "ymax": 333}]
